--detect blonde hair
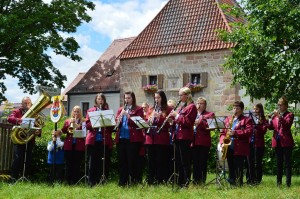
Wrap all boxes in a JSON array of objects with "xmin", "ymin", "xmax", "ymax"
[
  {"xmin": 197, "ymin": 97, "xmax": 207, "ymax": 105},
  {"xmin": 167, "ymin": 99, "xmax": 176, "ymax": 108},
  {"xmin": 71, "ymin": 105, "xmax": 83, "ymax": 122},
  {"xmin": 180, "ymin": 87, "xmax": 193, "ymax": 104}
]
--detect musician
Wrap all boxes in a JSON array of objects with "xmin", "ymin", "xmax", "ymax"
[
  {"xmin": 169, "ymin": 87, "xmax": 197, "ymax": 187},
  {"xmin": 59, "ymin": 105, "xmax": 85, "ymax": 185},
  {"xmin": 8, "ymin": 97, "xmax": 40, "ymax": 181},
  {"xmin": 141, "ymin": 102, "xmax": 150, "ymax": 120},
  {"xmin": 145, "ymin": 90, "xmax": 172, "ymax": 184},
  {"xmin": 268, "ymin": 96, "xmax": 294, "ymax": 187},
  {"xmin": 192, "ymin": 97, "xmax": 215, "ymax": 184},
  {"xmin": 220, "ymin": 101, "xmax": 253, "ymax": 186},
  {"xmin": 115, "ymin": 91, "xmax": 144, "ymax": 186},
  {"xmin": 246, "ymin": 103, "xmax": 268, "ymax": 185},
  {"xmin": 85, "ymin": 93, "xmax": 113, "ymax": 186}
]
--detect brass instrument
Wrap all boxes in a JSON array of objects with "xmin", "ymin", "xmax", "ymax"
[
  {"xmin": 221, "ymin": 114, "xmax": 235, "ymax": 160},
  {"xmin": 11, "ymin": 91, "xmax": 51, "ymax": 144},
  {"xmin": 267, "ymin": 109, "xmax": 279, "ymax": 119},
  {"xmin": 146, "ymin": 103, "xmax": 158, "ymax": 135},
  {"xmin": 157, "ymin": 100, "xmax": 181, "ymax": 134},
  {"xmin": 68, "ymin": 119, "xmax": 75, "ymax": 133},
  {"xmin": 113, "ymin": 103, "xmax": 128, "ymax": 132}
]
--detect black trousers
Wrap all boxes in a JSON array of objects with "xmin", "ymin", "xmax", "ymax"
[
  {"xmin": 275, "ymin": 146, "xmax": 293, "ymax": 186},
  {"xmin": 87, "ymin": 142, "xmax": 111, "ymax": 186},
  {"xmin": 192, "ymin": 145, "xmax": 210, "ymax": 184},
  {"xmin": 65, "ymin": 149, "xmax": 84, "ymax": 185},
  {"xmin": 175, "ymin": 140, "xmax": 192, "ymax": 186},
  {"xmin": 246, "ymin": 143, "xmax": 264, "ymax": 184},
  {"xmin": 146, "ymin": 144, "xmax": 169, "ymax": 184},
  {"xmin": 117, "ymin": 139, "xmax": 142, "ymax": 186},
  {"xmin": 48, "ymin": 164, "xmax": 64, "ymax": 183},
  {"xmin": 11, "ymin": 141, "xmax": 34, "ymax": 180},
  {"xmin": 227, "ymin": 148, "xmax": 246, "ymax": 186}
]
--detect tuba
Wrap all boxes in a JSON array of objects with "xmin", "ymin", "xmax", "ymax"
[
  {"xmin": 11, "ymin": 91, "xmax": 51, "ymax": 144},
  {"xmin": 221, "ymin": 114, "xmax": 235, "ymax": 160}
]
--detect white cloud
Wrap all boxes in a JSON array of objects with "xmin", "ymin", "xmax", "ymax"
[{"xmin": 88, "ymin": 0, "xmax": 167, "ymax": 40}]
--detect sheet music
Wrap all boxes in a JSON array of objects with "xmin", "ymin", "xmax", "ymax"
[
  {"xmin": 88, "ymin": 110, "xmax": 116, "ymax": 128},
  {"xmin": 73, "ymin": 122, "xmax": 87, "ymax": 138},
  {"xmin": 244, "ymin": 110, "xmax": 258, "ymax": 124},
  {"xmin": 206, "ymin": 116, "xmax": 226, "ymax": 130},
  {"xmin": 21, "ymin": 118, "xmax": 35, "ymax": 129},
  {"xmin": 130, "ymin": 116, "xmax": 150, "ymax": 129}
]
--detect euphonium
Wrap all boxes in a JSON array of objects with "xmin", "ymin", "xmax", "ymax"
[
  {"xmin": 11, "ymin": 90, "xmax": 51, "ymax": 144},
  {"xmin": 113, "ymin": 102, "xmax": 128, "ymax": 132},
  {"xmin": 221, "ymin": 114, "xmax": 235, "ymax": 160}
]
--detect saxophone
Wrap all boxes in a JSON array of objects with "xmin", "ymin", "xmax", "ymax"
[{"xmin": 221, "ymin": 114, "xmax": 235, "ymax": 160}]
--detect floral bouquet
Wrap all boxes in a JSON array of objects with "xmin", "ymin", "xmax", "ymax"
[
  {"xmin": 185, "ymin": 83, "xmax": 204, "ymax": 92},
  {"xmin": 143, "ymin": 84, "xmax": 158, "ymax": 92}
]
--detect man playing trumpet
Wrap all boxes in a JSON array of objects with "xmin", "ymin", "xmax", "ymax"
[{"xmin": 220, "ymin": 101, "xmax": 253, "ymax": 186}]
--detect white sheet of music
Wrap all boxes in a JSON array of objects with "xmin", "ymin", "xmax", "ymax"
[{"xmin": 88, "ymin": 110, "xmax": 116, "ymax": 128}]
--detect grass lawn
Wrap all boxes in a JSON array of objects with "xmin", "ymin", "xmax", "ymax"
[{"xmin": 1, "ymin": 174, "xmax": 300, "ymax": 199}]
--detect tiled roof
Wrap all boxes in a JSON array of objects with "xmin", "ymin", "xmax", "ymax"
[
  {"xmin": 67, "ymin": 37, "xmax": 135, "ymax": 94},
  {"xmin": 62, "ymin": 72, "xmax": 86, "ymax": 100},
  {"xmin": 119, "ymin": 0, "xmax": 244, "ymax": 59}
]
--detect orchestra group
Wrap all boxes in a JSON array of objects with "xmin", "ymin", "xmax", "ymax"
[{"xmin": 7, "ymin": 87, "xmax": 295, "ymax": 188}]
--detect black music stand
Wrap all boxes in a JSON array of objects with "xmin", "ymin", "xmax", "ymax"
[
  {"xmin": 167, "ymin": 129, "xmax": 179, "ymax": 191},
  {"xmin": 14, "ymin": 119, "xmax": 37, "ymax": 184},
  {"xmin": 205, "ymin": 116, "xmax": 229, "ymax": 189},
  {"xmin": 130, "ymin": 116, "xmax": 150, "ymax": 130},
  {"xmin": 75, "ymin": 122, "xmax": 88, "ymax": 185},
  {"xmin": 89, "ymin": 110, "xmax": 115, "ymax": 185}
]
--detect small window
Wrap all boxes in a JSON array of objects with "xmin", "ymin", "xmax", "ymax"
[
  {"xmin": 149, "ymin": 75, "xmax": 157, "ymax": 85},
  {"xmin": 82, "ymin": 102, "xmax": 89, "ymax": 118},
  {"xmin": 191, "ymin": 74, "xmax": 201, "ymax": 84}
]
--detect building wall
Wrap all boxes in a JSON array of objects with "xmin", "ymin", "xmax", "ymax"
[
  {"xmin": 120, "ymin": 49, "xmax": 240, "ymax": 116},
  {"xmin": 68, "ymin": 93, "xmax": 120, "ymax": 117}
]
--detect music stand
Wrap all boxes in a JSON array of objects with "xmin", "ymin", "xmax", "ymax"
[
  {"xmin": 88, "ymin": 110, "xmax": 116, "ymax": 185},
  {"xmin": 130, "ymin": 116, "xmax": 150, "ymax": 130},
  {"xmin": 167, "ymin": 130, "xmax": 179, "ymax": 191},
  {"xmin": 14, "ymin": 119, "xmax": 38, "ymax": 184},
  {"xmin": 205, "ymin": 116, "xmax": 228, "ymax": 188},
  {"xmin": 75, "ymin": 122, "xmax": 88, "ymax": 185}
]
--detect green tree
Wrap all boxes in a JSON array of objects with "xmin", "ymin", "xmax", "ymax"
[
  {"xmin": 0, "ymin": 0, "xmax": 95, "ymax": 101},
  {"xmin": 219, "ymin": 0, "xmax": 300, "ymax": 103}
]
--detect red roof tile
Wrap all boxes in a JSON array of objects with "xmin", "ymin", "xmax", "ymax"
[
  {"xmin": 67, "ymin": 37, "xmax": 135, "ymax": 94},
  {"xmin": 119, "ymin": 0, "xmax": 244, "ymax": 59}
]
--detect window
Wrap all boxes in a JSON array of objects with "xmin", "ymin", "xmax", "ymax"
[
  {"xmin": 149, "ymin": 75, "xmax": 157, "ymax": 85},
  {"xmin": 183, "ymin": 72, "xmax": 208, "ymax": 87},
  {"xmin": 81, "ymin": 102, "xmax": 90, "ymax": 117},
  {"xmin": 191, "ymin": 74, "xmax": 200, "ymax": 84}
]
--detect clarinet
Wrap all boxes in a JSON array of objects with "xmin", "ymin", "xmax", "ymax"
[
  {"xmin": 146, "ymin": 102, "xmax": 158, "ymax": 135},
  {"xmin": 112, "ymin": 102, "xmax": 128, "ymax": 132},
  {"xmin": 156, "ymin": 100, "xmax": 181, "ymax": 134}
]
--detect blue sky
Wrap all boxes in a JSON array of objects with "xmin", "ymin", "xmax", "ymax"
[{"xmin": 4, "ymin": 0, "xmax": 167, "ymax": 103}]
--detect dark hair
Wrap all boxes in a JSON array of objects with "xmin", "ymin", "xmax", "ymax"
[
  {"xmin": 255, "ymin": 103, "xmax": 266, "ymax": 120},
  {"xmin": 154, "ymin": 90, "xmax": 168, "ymax": 111},
  {"xmin": 94, "ymin": 93, "xmax": 109, "ymax": 109},
  {"xmin": 233, "ymin": 100, "xmax": 244, "ymax": 110},
  {"xmin": 124, "ymin": 91, "xmax": 137, "ymax": 108}
]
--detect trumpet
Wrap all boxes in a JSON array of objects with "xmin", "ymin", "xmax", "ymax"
[
  {"xmin": 157, "ymin": 100, "xmax": 181, "ymax": 134},
  {"xmin": 113, "ymin": 102, "xmax": 128, "ymax": 132},
  {"xmin": 221, "ymin": 113, "xmax": 235, "ymax": 160},
  {"xmin": 146, "ymin": 103, "xmax": 158, "ymax": 135},
  {"xmin": 267, "ymin": 109, "xmax": 279, "ymax": 119},
  {"xmin": 68, "ymin": 118, "xmax": 75, "ymax": 133}
]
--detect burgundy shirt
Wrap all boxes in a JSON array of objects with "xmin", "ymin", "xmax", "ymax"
[
  {"xmin": 193, "ymin": 110, "xmax": 215, "ymax": 147},
  {"xmin": 61, "ymin": 119, "xmax": 85, "ymax": 151}
]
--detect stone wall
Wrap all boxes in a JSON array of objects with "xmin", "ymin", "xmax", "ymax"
[{"xmin": 120, "ymin": 49, "xmax": 240, "ymax": 115}]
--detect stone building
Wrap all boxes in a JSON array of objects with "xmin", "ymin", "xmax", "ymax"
[{"xmin": 119, "ymin": 0, "xmax": 243, "ymax": 115}]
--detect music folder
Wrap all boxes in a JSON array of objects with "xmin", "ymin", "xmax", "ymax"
[
  {"xmin": 130, "ymin": 116, "xmax": 150, "ymax": 129},
  {"xmin": 206, "ymin": 116, "xmax": 226, "ymax": 130},
  {"xmin": 88, "ymin": 110, "xmax": 116, "ymax": 128},
  {"xmin": 73, "ymin": 122, "xmax": 87, "ymax": 138}
]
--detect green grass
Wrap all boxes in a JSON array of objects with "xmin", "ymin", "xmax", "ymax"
[{"xmin": 1, "ymin": 174, "xmax": 300, "ymax": 199}]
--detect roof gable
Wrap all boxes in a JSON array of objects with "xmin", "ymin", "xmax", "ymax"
[
  {"xmin": 67, "ymin": 37, "xmax": 135, "ymax": 94},
  {"xmin": 119, "ymin": 0, "xmax": 243, "ymax": 59}
]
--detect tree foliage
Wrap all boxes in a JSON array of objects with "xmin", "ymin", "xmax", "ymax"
[
  {"xmin": 0, "ymin": 0, "xmax": 95, "ymax": 102},
  {"xmin": 219, "ymin": 0, "xmax": 300, "ymax": 103}
]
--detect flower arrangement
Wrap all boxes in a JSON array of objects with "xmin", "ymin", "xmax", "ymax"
[
  {"xmin": 143, "ymin": 84, "xmax": 158, "ymax": 92},
  {"xmin": 185, "ymin": 83, "xmax": 204, "ymax": 92}
]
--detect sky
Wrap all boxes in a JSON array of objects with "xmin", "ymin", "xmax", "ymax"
[{"xmin": 4, "ymin": 0, "xmax": 167, "ymax": 103}]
